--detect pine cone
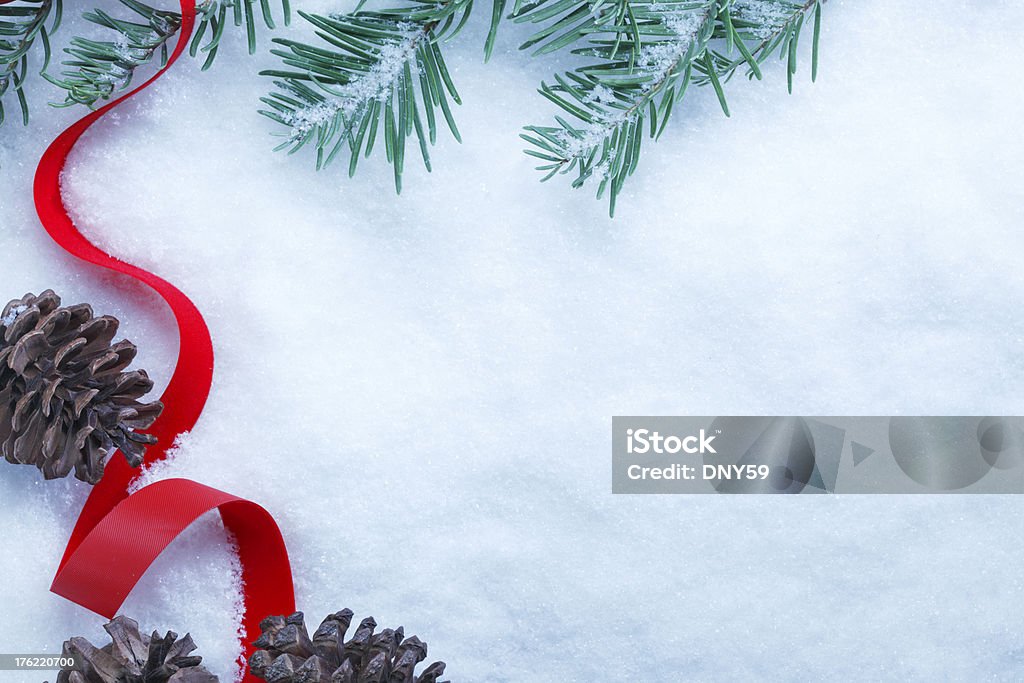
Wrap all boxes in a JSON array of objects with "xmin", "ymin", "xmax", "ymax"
[
  {"xmin": 248, "ymin": 610, "xmax": 448, "ymax": 683},
  {"xmin": 51, "ymin": 615, "xmax": 217, "ymax": 683},
  {"xmin": 0, "ymin": 290, "xmax": 163, "ymax": 484}
]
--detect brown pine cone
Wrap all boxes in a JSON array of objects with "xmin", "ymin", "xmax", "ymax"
[
  {"xmin": 51, "ymin": 615, "xmax": 217, "ymax": 683},
  {"xmin": 0, "ymin": 290, "xmax": 163, "ymax": 484},
  {"xmin": 248, "ymin": 610, "xmax": 448, "ymax": 683}
]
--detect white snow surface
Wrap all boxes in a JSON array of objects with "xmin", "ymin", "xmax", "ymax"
[{"xmin": 2, "ymin": 0, "xmax": 1024, "ymax": 680}]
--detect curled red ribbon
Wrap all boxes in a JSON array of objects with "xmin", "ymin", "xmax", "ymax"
[{"xmin": 32, "ymin": 1, "xmax": 295, "ymax": 678}]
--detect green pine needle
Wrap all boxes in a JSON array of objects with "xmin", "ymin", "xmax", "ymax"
[
  {"xmin": 511, "ymin": 0, "xmax": 643, "ymax": 61},
  {"xmin": 191, "ymin": 0, "xmax": 291, "ymax": 65}
]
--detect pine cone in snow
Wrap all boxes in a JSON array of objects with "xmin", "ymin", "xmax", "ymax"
[
  {"xmin": 0, "ymin": 290, "xmax": 163, "ymax": 484},
  {"xmin": 248, "ymin": 610, "xmax": 448, "ymax": 683},
  {"xmin": 52, "ymin": 615, "xmax": 217, "ymax": 683}
]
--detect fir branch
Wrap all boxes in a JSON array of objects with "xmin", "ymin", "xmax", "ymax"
[
  {"xmin": 522, "ymin": 0, "xmax": 826, "ymax": 215},
  {"xmin": 259, "ymin": 1, "xmax": 471, "ymax": 193},
  {"xmin": 0, "ymin": 0, "xmax": 61, "ymax": 126},
  {"xmin": 47, "ymin": 0, "xmax": 288, "ymax": 109},
  {"xmin": 45, "ymin": 0, "xmax": 181, "ymax": 108},
  {"xmin": 522, "ymin": 0, "xmax": 722, "ymax": 216}
]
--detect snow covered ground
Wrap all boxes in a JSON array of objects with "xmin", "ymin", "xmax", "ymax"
[{"xmin": 2, "ymin": 0, "xmax": 1024, "ymax": 680}]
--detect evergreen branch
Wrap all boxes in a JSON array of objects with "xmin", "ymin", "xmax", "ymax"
[
  {"xmin": 523, "ymin": 0, "xmax": 826, "ymax": 215},
  {"xmin": 259, "ymin": 2, "xmax": 470, "ymax": 193},
  {"xmin": 44, "ymin": 0, "xmax": 180, "ymax": 108},
  {"xmin": 522, "ymin": 0, "xmax": 722, "ymax": 216},
  {"xmin": 0, "ymin": 0, "xmax": 61, "ymax": 126},
  {"xmin": 47, "ymin": 0, "xmax": 288, "ymax": 109}
]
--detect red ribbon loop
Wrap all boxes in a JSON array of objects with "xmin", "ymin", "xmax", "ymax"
[
  {"xmin": 31, "ymin": 2, "xmax": 296, "ymax": 678},
  {"xmin": 51, "ymin": 479, "xmax": 293, "ymax": 627}
]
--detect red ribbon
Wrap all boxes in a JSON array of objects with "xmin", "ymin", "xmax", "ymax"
[{"xmin": 32, "ymin": 1, "xmax": 295, "ymax": 678}]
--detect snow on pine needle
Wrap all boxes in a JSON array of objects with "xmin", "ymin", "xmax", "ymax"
[
  {"xmin": 521, "ymin": 0, "xmax": 722, "ymax": 216},
  {"xmin": 519, "ymin": 0, "xmax": 826, "ymax": 215},
  {"xmin": 279, "ymin": 22, "xmax": 422, "ymax": 144},
  {"xmin": 707, "ymin": 0, "xmax": 826, "ymax": 90},
  {"xmin": 542, "ymin": 7, "xmax": 705, "ymax": 168},
  {"xmin": 254, "ymin": 0, "xmax": 825, "ymax": 214},
  {"xmin": 729, "ymin": 0, "xmax": 801, "ymax": 39},
  {"xmin": 259, "ymin": 3, "xmax": 471, "ymax": 194}
]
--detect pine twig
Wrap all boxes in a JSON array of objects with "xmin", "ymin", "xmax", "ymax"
[
  {"xmin": 522, "ymin": 0, "xmax": 827, "ymax": 216},
  {"xmin": 44, "ymin": 0, "xmax": 181, "ymax": 108},
  {"xmin": 47, "ymin": 0, "xmax": 289, "ymax": 109},
  {"xmin": 522, "ymin": 0, "xmax": 723, "ymax": 216},
  {"xmin": 259, "ymin": 0, "xmax": 472, "ymax": 193}
]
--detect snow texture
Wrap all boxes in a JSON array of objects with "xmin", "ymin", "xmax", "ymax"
[{"xmin": 2, "ymin": 0, "xmax": 1024, "ymax": 680}]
